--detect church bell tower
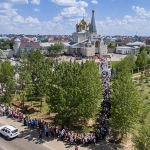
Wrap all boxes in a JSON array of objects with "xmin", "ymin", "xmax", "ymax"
[{"xmin": 89, "ymin": 10, "xmax": 97, "ymax": 38}]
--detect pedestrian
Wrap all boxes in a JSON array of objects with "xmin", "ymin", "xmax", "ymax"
[
  {"xmin": 75, "ymin": 144, "xmax": 78, "ymax": 150},
  {"xmin": 39, "ymin": 129, "xmax": 42, "ymax": 138}
]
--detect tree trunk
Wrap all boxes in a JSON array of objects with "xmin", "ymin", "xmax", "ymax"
[{"xmin": 40, "ymin": 98, "xmax": 42, "ymax": 113}]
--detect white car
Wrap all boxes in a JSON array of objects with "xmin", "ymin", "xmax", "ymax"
[{"xmin": 0, "ymin": 125, "xmax": 19, "ymax": 140}]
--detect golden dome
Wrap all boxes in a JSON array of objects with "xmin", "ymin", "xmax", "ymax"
[
  {"xmin": 79, "ymin": 23, "xmax": 82, "ymax": 27},
  {"xmin": 81, "ymin": 19, "xmax": 87, "ymax": 25},
  {"xmin": 76, "ymin": 23, "xmax": 79, "ymax": 27}
]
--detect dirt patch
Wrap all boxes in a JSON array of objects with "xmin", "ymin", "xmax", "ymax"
[{"xmin": 11, "ymin": 99, "xmax": 39, "ymax": 113}]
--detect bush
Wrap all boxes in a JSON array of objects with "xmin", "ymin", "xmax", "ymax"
[
  {"xmin": 145, "ymin": 79, "xmax": 149, "ymax": 83},
  {"xmin": 82, "ymin": 126, "xmax": 89, "ymax": 134},
  {"xmin": 134, "ymin": 77, "xmax": 139, "ymax": 80},
  {"xmin": 145, "ymin": 95, "xmax": 149, "ymax": 99}
]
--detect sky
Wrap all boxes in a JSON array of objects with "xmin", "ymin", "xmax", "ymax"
[{"xmin": 0, "ymin": 0, "xmax": 150, "ymax": 36}]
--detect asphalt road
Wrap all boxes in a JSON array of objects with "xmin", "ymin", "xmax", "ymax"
[{"xmin": 0, "ymin": 122, "xmax": 51, "ymax": 150}]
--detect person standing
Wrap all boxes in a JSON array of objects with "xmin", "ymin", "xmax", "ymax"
[{"xmin": 75, "ymin": 144, "xmax": 78, "ymax": 150}]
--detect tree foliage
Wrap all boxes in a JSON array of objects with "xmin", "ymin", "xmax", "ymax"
[
  {"xmin": 47, "ymin": 60, "xmax": 102, "ymax": 125},
  {"xmin": 48, "ymin": 42, "xmax": 64, "ymax": 57},
  {"xmin": 110, "ymin": 59, "xmax": 142, "ymax": 135},
  {"xmin": 133, "ymin": 120, "xmax": 150, "ymax": 150},
  {"xmin": 136, "ymin": 50, "xmax": 148, "ymax": 67}
]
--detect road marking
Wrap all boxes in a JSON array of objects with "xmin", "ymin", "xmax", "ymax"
[
  {"xmin": 43, "ymin": 143, "xmax": 54, "ymax": 150},
  {"xmin": 1, "ymin": 146, "xmax": 7, "ymax": 150}
]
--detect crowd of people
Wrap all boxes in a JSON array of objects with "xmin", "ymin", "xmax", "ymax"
[{"xmin": 0, "ymin": 56, "xmax": 111, "ymax": 149}]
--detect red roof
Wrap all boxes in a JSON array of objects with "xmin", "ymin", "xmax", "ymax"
[{"xmin": 20, "ymin": 42, "xmax": 40, "ymax": 49}]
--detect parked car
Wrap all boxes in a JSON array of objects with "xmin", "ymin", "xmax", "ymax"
[{"xmin": 0, "ymin": 125, "xmax": 19, "ymax": 140}]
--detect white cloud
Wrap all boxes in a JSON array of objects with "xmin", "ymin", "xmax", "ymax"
[
  {"xmin": 1, "ymin": 2, "xmax": 150, "ymax": 36},
  {"xmin": 33, "ymin": 8, "xmax": 40, "ymax": 11},
  {"xmin": 0, "ymin": 3, "xmax": 17, "ymax": 16},
  {"xmin": 124, "ymin": 15, "xmax": 132, "ymax": 19},
  {"xmin": 132, "ymin": 5, "xmax": 150, "ymax": 18},
  {"xmin": 13, "ymin": 15, "xmax": 24, "ymax": 23},
  {"xmin": 53, "ymin": 15, "xmax": 62, "ymax": 21},
  {"xmin": 25, "ymin": 16, "xmax": 40, "ymax": 24},
  {"xmin": 30, "ymin": 0, "xmax": 40, "ymax": 5},
  {"xmin": 50, "ymin": 0, "xmax": 76, "ymax": 6},
  {"xmin": 91, "ymin": 0, "xmax": 98, "ymax": 4},
  {"xmin": 54, "ymin": 1, "xmax": 88, "ymax": 19}
]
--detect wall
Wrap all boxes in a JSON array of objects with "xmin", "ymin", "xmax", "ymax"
[
  {"xmin": 78, "ymin": 36, "xmax": 85, "ymax": 42},
  {"xmin": 1, "ymin": 49, "xmax": 14, "ymax": 58},
  {"xmin": 108, "ymin": 48, "xmax": 116, "ymax": 53}
]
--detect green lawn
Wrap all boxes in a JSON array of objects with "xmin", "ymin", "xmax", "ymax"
[{"xmin": 133, "ymin": 75, "xmax": 150, "ymax": 124}]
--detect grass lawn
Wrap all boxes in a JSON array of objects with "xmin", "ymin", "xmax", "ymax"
[{"xmin": 133, "ymin": 75, "xmax": 150, "ymax": 124}]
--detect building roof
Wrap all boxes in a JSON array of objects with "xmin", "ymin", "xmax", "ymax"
[
  {"xmin": 69, "ymin": 42, "xmax": 77, "ymax": 45},
  {"xmin": 14, "ymin": 38, "xmax": 21, "ymax": 42},
  {"xmin": 89, "ymin": 10, "xmax": 97, "ymax": 33},
  {"xmin": 20, "ymin": 42, "xmax": 40, "ymax": 49},
  {"xmin": 116, "ymin": 46, "xmax": 131, "ymax": 48},
  {"xmin": 40, "ymin": 42, "xmax": 55, "ymax": 47},
  {"xmin": 126, "ymin": 41, "xmax": 145, "ymax": 46}
]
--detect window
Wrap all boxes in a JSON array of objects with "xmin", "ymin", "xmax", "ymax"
[
  {"xmin": 2, "ymin": 128, "xmax": 5, "ymax": 131},
  {"xmin": 12, "ymin": 129, "xmax": 18, "ymax": 133}
]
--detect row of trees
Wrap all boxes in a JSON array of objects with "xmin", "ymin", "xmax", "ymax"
[
  {"xmin": 0, "ymin": 60, "xmax": 15, "ymax": 105},
  {"xmin": 135, "ymin": 46, "xmax": 150, "ymax": 67},
  {"xmin": 0, "ymin": 50, "xmax": 102, "ymax": 125},
  {"xmin": 0, "ymin": 40, "xmax": 14, "ymax": 50},
  {"xmin": 110, "ymin": 55, "xmax": 150, "ymax": 149}
]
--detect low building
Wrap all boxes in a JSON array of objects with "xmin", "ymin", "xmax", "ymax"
[
  {"xmin": 13, "ymin": 38, "xmax": 41, "ymax": 55},
  {"xmin": 126, "ymin": 41, "xmax": 146, "ymax": 47},
  {"xmin": 116, "ymin": 46, "xmax": 139, "ymax": 55},
  {"xmin": 116, "ymin": 41, "xmax": 146, "ymax": 55},
  {"xmin": 0, "ymin": 49, "xmax": 14, "ymax": 58}
]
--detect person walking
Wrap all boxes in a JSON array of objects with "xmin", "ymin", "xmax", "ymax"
[{"xmin": 75, "ymin": 144, "xmax": 78, "ymax": 150}]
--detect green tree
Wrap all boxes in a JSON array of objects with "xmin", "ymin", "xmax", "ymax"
[
  {"xmin": 0, "ymin": 61, "xmax": 14, "ymax": 84},
  {"xmin": 133, "ymin": 122, "xmax": 150, "ymax": 150},
  {"xmin": 48, "ymin": 60, "xmax": 101, "ymax": 125},
  {"xmin": 48, "ymin": 42, "xmax": 64, "ymax": 57},
  {"xmin": 110, "ymin": 60, "xmax": 142, "ymax": 136},
  {"xmin": 123, "ymin": 54, "xmax": 136, "ymax": 69},
  {"xmin": 2, "ymin": 77, "xmax": 15, "ymax": 105},
  {"xmin": 136, "ymin": 50, "xmax": 148, "ymax": 67},
  {"xmin": 139, "ymin": 45, "xmax": 146, "ymax": 53},
  {"xmin": 3, "ymin": 44, "xmax": 10, "ymax": 50},
  {"xmin": 0, "ymin": 49, "xmax": 3, "ymax": 58}
]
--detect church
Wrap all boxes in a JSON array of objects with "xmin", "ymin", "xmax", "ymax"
[{"xmin": 66, "ymin": 10, "xmax": 108, "ymax": 57}]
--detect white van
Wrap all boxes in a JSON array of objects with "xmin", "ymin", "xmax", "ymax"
[{"xmin": 0, "ymin": 125, "xmax": 19, "ymax": 140}]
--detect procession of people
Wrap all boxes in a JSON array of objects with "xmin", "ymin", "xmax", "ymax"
[{"xmin": 0, "ymin": 56, "xmax": 111, "ymax": 149}]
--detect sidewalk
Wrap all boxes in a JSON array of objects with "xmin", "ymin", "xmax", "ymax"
[{"xmin": 0, "ymin": 116, "xmax": 89, "ymax": 150}]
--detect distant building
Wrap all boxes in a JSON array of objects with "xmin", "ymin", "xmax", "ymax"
[
  {"xmin": 65, "ymin": 10, "xmax": 108, "ymax": 57},
  {"xmin": 13, "ymin": 38, "xmax": 40, "ymax": 55},
  {"xmin": 116, "ymin": 41, "xmax": 146, "ymax": 55}
]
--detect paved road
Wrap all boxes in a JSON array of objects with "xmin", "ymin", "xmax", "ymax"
[{"xmin": 0, "ymin": 122, "xmax": 51, "ymax": 150}]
